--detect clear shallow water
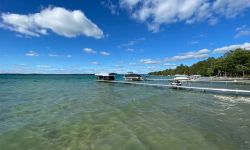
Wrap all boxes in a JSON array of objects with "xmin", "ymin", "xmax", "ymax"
[{"xmin": 0, "ymin": 74, "xmax": 250, "ymax": 150}]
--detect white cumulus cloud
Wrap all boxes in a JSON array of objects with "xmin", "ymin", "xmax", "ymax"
[
  {"xmin": 127, "ymin": 48, "xmax": 135, "ymax": 52},
  {"xmin": 213, "ymin": 0, "xmax": 250, "ymax": 18},
  {"xmin": 48, "ymin": 54, "xmax": 58, "ymax": 57},
  {"xmin": 120, "ymin": 0, "xmax": 250, "ymax": 32},
  {"xmin": 213, "ymin": 42, "xmax": 250, "ymax": 53},
  {"xmin": 118, "ymin": 38, "xmax": 145, "ymax": 48},
  {"xmin": 165, "ymin": 49, "xmax": 210, "ymax": 61},
  {"xmin": 136, "ymin": 43, "xmax": 249, "ymax": 65},
  {"xmin": 1, "ymin": 6, "xmax": 103, "ymax": 38},
  {"xmin": 140, "ymin": 59, "xmax": 161, "ymax": 64},
  {"xmin": 37, "ymin": 65, "xmax": 50, "ymax": 68},
  {"xmin": 100, "ymin": 51, "xmax": 110, "ymax": 56},
  {"xmin": 101, "ymin": 0, "xmax": 119, "ymax": 15},
  {"xmin": 25, "ymin": 51, "xmax": 39, "ymax": 57},
  {"xmin": 235, "ymin": 25, "xmax": 250, "ymax": 38},
  {"xmin": 163, "ymin": 63, "xmax": 177, "ymax": 66},
  {"xmin": 83, "ymin": 48, "xmax": 96, "ymax": 54},
  {"xmin": 91, "ymin": 61, "xmax": 99, "ymax": 65}
]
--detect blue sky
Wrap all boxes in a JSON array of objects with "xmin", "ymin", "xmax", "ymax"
[{"xmin": 0, "ymin": 0, "xmax": 250, "ymax": 74}]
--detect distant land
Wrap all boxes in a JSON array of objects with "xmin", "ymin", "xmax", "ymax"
[{"xmin": 0, "ymin": 73, "xmax": 95, "ymax": 75}]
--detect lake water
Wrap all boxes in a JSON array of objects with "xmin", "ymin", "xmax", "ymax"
[{"xmin": 0, "ymin": 74, "xmax": 250, "ymax": 150}]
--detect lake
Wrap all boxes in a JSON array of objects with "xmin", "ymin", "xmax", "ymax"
[{"xmin": 0, "ymin": 74, "xmax": 249, "ymax": 150}]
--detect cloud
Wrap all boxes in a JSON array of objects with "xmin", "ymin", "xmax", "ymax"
[
  {"xmin": 188, "ymin": 40, "xmax": 199, "ymax": 45},
  {"xmin": 129, "ymin": 62, "xmax": 137, "ymax": 65},
  {"xmin": 91, "ymin": 61, "xmax": 99, "ymax": 65},
  {"xmin": 17, "ymin": 64, "xmax": 27, "ymax": 66},
  {"xmin": 48, "ymin": 54, "xmax": 72, "ymax": 58},
  {"xmin": 101, "ymin": 0, "xmax": 119, "ymax": 15},
  {"xmin": 83, "ymin": 48, "xmax": 110, "ymax": 56},
  {"xmin": 235, "ymin": 25, "xmax": 250, "ymax": 38},
  {"xmin": 132, "ymin": 47, "xmax": 225, "ymax": 65},
  {"xmin": 118, "ymin": 38, "xmax": 145, "ymax": 48},
  {"xmin": 118, "ymin": 40, "xmax": 136, "ymax": 48},
  {"xmin": 140, "ymin": 59, "xmax": 161, "ymax": 64},
  {"xmin": 162, "ymin": 43, "xmax": 249, "ymax": 62},
  {"xmin": 37, "ymin": 65, "xmax": 50, "ymax": 68},
  {"xmin": 213, "ymin": 42, "xmax": 250, "ymax": 53},
  {"xmin": 1, "ymin": 6, "xmax": 103, "ymax": 38},
  {"xmin": 127, "ymin": 48, "xmax": 135, "ymax": 52},
  {"xmin": 100, "ymin": 51, "xmax": 110, "ymax": 56},
  {"xmin": 83, "ymin": 48, "xmax": 96, "ymax": 54},
  {"xmin": 25, "ymin": 51, "xmax": 39, "ymax": 57},
  {"xmin": 147, "ymin": 66, "xmax": 157, "ymax": 69},
  {"xmin": 163, "ymin": 63, "xmax": 177, "ymax": 66},
  {"xmin": 120, "ymin": 0, "xmax": 250, "ymax": 32},
  {"xmin": 196, "ymin": 48, "xmax": 210, "ymax": 54},
  {"xmin": 48, "ymin": 54, "xmax": 58, "ymax": 57},
  {"xmin": 213, "ymin": 0, "xmax": 250, "ymax": 18},
  {"xmin": 120, "ymin": 0, "xmax": 141, "ymax": 9},
  {"xmin": 165, "ymin": 49, "xmax": 210, "ymax": 61}
]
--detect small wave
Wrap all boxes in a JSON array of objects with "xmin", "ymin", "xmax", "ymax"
[{"xmin": 213, "ymin": 95, "xmax": 250, "ymax": 104}]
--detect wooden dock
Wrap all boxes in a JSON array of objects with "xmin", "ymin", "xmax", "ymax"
[
  {"xmin": 146, "ymin": 78, "xmax": 250, "ymax": 84},
  {"xmin": 146, "ymin": 78, "xmax": 172, "ymax": 81},
  {"xmin": 97, "ymin": 80, "xmax": 250, "ymax": 96}
]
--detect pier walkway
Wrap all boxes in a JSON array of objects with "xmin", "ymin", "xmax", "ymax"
[
  {"xmin": 97, "ymin": 80, "xmax": 250, "ymax": 96},
  {"xmin": 146, "ymin": 78, "xmax": 250, "ymax": 84}
]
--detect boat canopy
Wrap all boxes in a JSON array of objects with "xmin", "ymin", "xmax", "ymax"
[
  {"xmin": 125, "ymin": 74, "xmax": 142, "ymax": 77},
  {"xmin": 95, "ymin": 73, "xmax": 115, "ymax": 80},
  {"xmin": 95, "ymin": 73, "xmax": 114, "ymax": 76}
]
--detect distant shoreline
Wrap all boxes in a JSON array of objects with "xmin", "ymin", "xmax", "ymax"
[
  {"xmin": 0, "ymin": 73, "xmax": 95, "ymax": 75},
  {"xmin": 151, "ymin": 75, "xmax": 250, "ymax": 81}
]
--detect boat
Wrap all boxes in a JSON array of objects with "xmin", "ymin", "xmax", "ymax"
[
  {"xmin": 190, "ymin": 75, "xmax": 201, "ymax": 80},
  {"xmin": 95, "ymin": 73, "xmax": 115, "ymax": 81},
  {"xmin": 173, "ymin": 74, "xmax": 190, "ymax": 81},
  {"xmin": 124, "ymin": 72, "xmax": 144, "ymax": 81},
  {"xmin": 171, "ymin": 80, "xmax": 182, "ymax": 86}
]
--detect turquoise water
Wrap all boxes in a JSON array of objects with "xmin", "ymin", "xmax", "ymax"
[{"xmin": 0, "ymin": 74, "xmax": 250, "ymax": 150}]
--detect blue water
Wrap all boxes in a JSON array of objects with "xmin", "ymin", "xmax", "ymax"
[{"xmin": 0, "ymin": 74, "xmax": 250, "ymax": 150}]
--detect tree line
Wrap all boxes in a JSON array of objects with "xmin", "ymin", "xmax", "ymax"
[{"xmin": 149, "ymin": 48, "xmax": 250, "ymax": 77}]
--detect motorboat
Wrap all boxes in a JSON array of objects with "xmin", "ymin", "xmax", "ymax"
[
  {"xmin": 171, "ymin": 80, "xmax": 182, "ymax": 86},
  {"xmin": 173, "ymin": 74, "xmax": 190, "ymax": 81},
  {"xmin": 189, "ymin": 75, "xmax": 201, "ymax": 80}
]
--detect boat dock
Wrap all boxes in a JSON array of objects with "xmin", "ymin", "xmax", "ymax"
[
  {"xmin": 97, "ymin": 80, "xmax": 250, "ymax": 96},
  {"xmin": 146, "ymin": 78, "xmax": 172, "ymax": 81},
  {"xmin": 146, "ymin": 78, "xmax": 250, "ymax": 84}
]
